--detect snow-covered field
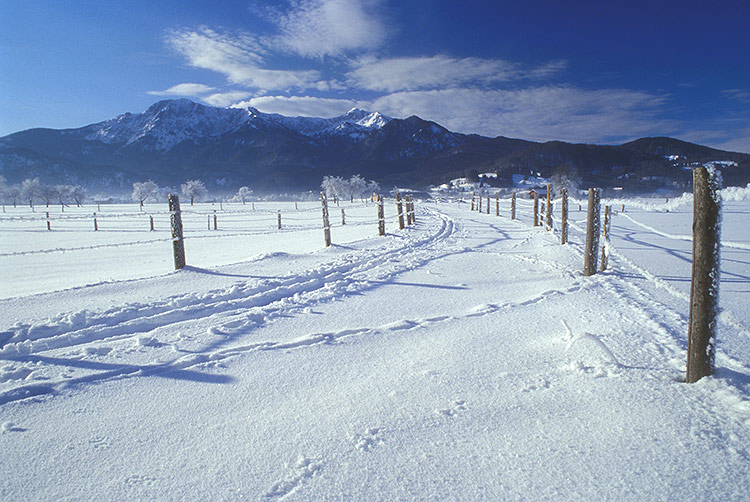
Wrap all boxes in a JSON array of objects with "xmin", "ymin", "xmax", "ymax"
[{"xmin": 1, "ymin": 194, "xmax": 749, "ymax": 500}]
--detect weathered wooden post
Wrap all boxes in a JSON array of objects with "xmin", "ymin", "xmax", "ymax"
[
  {"xmin": 561, "ymin": 188, "xmax": 568, "ymax": 245},
  {"xmin": 686, "ymin": 166, "xmax": 721, "ymax": 383},
  {"xmin": 396, "ymin": 192, "xmax": 405, "ymax": 230},
  {"xmin": 511, "ymin": 192, "xmax": 516, "ymax": 220},
  {"xmin": 207, "ymin": 215, "xmax": 211, "ymax": 230},
  {"xmin": 600, "ymin": 205, "xmax": 611, "ymax": 271},
  {"xmin": 377, "ymin": 195, "xmax": 385, "ymax": 236},
  {"xmin": 213, "ymin": 210, "xmax": 218, "ymax": 230},
  {"xmin": 583, "ymin": 188, "xmax": 601, "ymax": 276},
  {"xmin": 150, "ymin": 215, "xmax": 154, "ymax": 231},
  {"xmin": 93, "ymin": 212, "xmax": 98, "ymax": 231},
  {"xmin": 410, "ymin": 195, "xmax": 416, "ymax": 224},
  {"xmin": 341, "ymin": 208, "xmax": 346, "ymax": 226},
  {"xmin": 471, "ymin": 192, "xmax": 475, "ymax": 211},
  {"xmin": 168, "ymin": 194, "xmax": 186, "ymax": 270},
  {"xmin": 320, "ymin": 192, "xmax": 331, "ymax": 247},
  {"xmin": 486, "ymin": 195, "xmax": 490, "ymax": 214},
  {"xmin": 533, "ymin": 192, "xmax": 539, "ymax": 227},
  {"xmin": 495, "ymin": 194, "xmax": 499, "ymax": 216},
  {"xmin": 295, "ymin": 202, "xmax": 299, "ymax": 210},
  {"xmin": 46, "ymin": 212, "xmax": 51, "ymax": 231},
  {"xmin": 621, "ymin": 203, "xmax": 625, "ymax": 213},
  {"xmin": 546, "ymin": 184, "xmax": 553, "ymax": 230},
  {"xmin": 277, "ymin": 211, "xmax": 282, "ymax": 230},
  {"xmin": 478, "ymin": 193, "xmax": 483, "ymax": 213}
]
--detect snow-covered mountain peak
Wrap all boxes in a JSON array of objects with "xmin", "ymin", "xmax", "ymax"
[
  {"xmin": 85, "ymin": 99, "xmax": 250, "ymax": 151},
  {"xmin": 78, "ymin": 99, "xmax": 393, "ymax": 150}
]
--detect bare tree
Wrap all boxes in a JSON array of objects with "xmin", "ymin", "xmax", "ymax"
[
  {"xmin": 181, "ymin": 179, "xmax": 207, "ymax": 205},
  {"xmin": 132, "ymin": 180, "xmax": 159, "ymax": 209}
]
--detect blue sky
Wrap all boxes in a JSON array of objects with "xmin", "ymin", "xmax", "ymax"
[{"xmin": 2, "ymin": 0, "xmax": 749, "ymax": 152}]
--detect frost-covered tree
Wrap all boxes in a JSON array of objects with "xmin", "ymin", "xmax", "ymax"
[
  {"xmin": 132, "ymin": 180, "xmax": 159, "ymax": 208},
  {"xmin": 71, "ymin": 185, "xmax": 86, "ymax": 207},
  {"xmin": 20, "ymin": 178, "xmax": 41, "ymax": 208},
  {"xmin": 321, "ymin": 176, "xmax": 345, "ymax": 203},
  {"xmin": 181, "ymin": 179, "xmax": 207, "ymax": 205},
  {"xmin": 236, "ymin": 186, "xmax": 252, "ymax": 204},
  {"xmin": 348, "ymin": 175, "xmax": 368, "ymax": 201},
  {"xmin": 4, "ymin": 185, "xmax": 20, "ymax": 207},
  {"xmin": 38, "ymin": 184, "xmax": 59, "ymax": 207},
  {"xmin": 366, "ymin": 180, "xmax": 381, "ymax": 198}
]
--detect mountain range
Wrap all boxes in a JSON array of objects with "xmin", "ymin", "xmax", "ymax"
[{"xmin": 1, "ymin": 98, "xmax": 749, "ymax": 195}]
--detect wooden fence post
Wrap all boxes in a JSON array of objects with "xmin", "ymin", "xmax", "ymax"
[
  {"xmin": 277, "ymin": 211, "xmax": 282, "ymax": 230},
  {"xmin": 410, "ymin": 195, "xmax": 416, "ymax": 224},
  {"xmin": 396, "ymin": 192, "xmax": 405, "ymax": 229},
  {"xmin": 207, "ymin": 215, "xmax": 211, "ymax": 230},
  {"xmin": 406, "ymin": 195, "xmax": 413, "ymax": 225},
  {"xmin": 511, "ymin": 192, "xmax": 516, "ymax": 220},
  {"xmin": 377, "ymin": 195, "xmax": 386, "ymax": 236},
  {"xmin": 341, "ymin": 208, "xmax": 346, "ymax": 226},
  {"xmin": 546, "ymin": 184, "xmax": 553, "ymax": 230},
  {"xmin": 93, "ymin": 212, "xmax": 98, "ymax": 231},
  {"xmin": 583, "ymin": 188, "xmax": 601, "ymax": 276},
  {"xmin": 478, "ymin": 193, "xmax": 483, "ymax": 213},
  {"xmin": 320, "ymin": 192, "xmax": 331, "ymax": 247},
  {"xmin": 46, "ymin": 212, "xmax": 51, "ymax": 231},
  {"xmin": 600, "ymin": 205, "xmax": 611, "ymax": 271},
  {"xmin": 150, "ymin": 215, "xmax": 154, "ymax": 231},
  {"xmin": 561, "ymin": 188, "xmax": 568, "ymax": 244},
  {"xmin": 686, "ymin": 166, "xmax": 721, "ymax": 383},
  {"xmin": 486, "ymin": 195, "xmax": 490, "ymax": 214},
  {"xmin": 471, "ymin": 192, "xmax": 475, "ymax": 211},
  {"xmin": 168, "ymin": 194, "xmax": 186, "ymax": 270},
  {"xmin": 213, "ymin": 211, "xmax": 218, "ymax": 230},
  {"xmin": 495, "ymin": 194, "xmax": 499, "ymax": 216},
  {"xmin": 533, "ymin": 192, "xmax": 539, "ymax": 226}
]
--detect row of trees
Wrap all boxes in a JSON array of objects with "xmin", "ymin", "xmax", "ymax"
[
  {"xmin": 321, "ymin": 175, "xmax": 380, "ymax": 202},
  {"xmin": 0, "ymin": 176, "xmax": 87, "ymax": 208},
  {"xmin": 132, "ymin": 180, "xmax": 255, "ymax": 206}
]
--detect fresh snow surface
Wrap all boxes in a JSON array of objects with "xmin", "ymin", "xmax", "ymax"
[{"xmin": 1, "ymin": 196, "xmax": 749, "ymax": 501}]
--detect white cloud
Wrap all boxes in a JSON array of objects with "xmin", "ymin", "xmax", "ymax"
[
  {"xmin": 147, "ymin": 83, "xmax": 216, "ymax": 97},
  {"xmin": 202, "ymin": 91, "xmax": 254, "ymax": 107},
  {"xmin": 272, "ymin": 0, "xmax": 387, "ymax": 58},
  {"xmin": 166, "ymin": 27, "xmax": 324, "ymax": 91},
  {"xmin": 232, "ymin": 95, "xmax": 361, "ymax": 117},
  {"xmin": 348, "ymin": 56, "xmax": 567, "ymax": 92},
  {"xmin": 370, "ymin": 87, "xmax": 673, "ymax": 144}
]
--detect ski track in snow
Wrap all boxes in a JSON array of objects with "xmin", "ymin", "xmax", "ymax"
[{"xmin": 0, "ymin": 208, "xmax": 456, "ymax": 403}]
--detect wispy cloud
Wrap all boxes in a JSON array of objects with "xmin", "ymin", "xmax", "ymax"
[
  {"xmin": 147, "ymin": 83, "xmax": 216, "ymax": 97},
  {"xmin": 348, "ymin": 56, "xmax": 566, "ymax": 92},
  {"xmin": 166, "ymin": 27, "xmax": 324, "ymax": 91},
  {"xmin": 722, "ymin": 89, "xmax": 750, "ymax": 104},
  {"xmin": 271, "ymin": 0, "xmax": 388, "ymax": 58},
  {"xmin": 233, "ymin": 95, "xmax": 360, "ymax": 117},
  {"xmin": 370, "ymin": 87, "xmax": 672, "ymax": 143}
]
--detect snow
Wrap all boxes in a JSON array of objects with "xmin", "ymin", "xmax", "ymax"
[
  {"xmin": 82, "ymin": 100, "xmax": 392, "ymax": 151},
  {"xmin": 1, "ymin": 194, "xmax": 750, "ymax": 500}
]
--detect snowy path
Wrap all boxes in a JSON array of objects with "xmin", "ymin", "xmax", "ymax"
[{"xmin": 1, "ymin": 201, "xmax": 749, "ymax": 500}]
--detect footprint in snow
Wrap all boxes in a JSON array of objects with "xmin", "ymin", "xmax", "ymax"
[
  {"xmin": 353, "ymin": 427, "xmax": 383, "ymax": 452},
  {"xmin": 437, "ymin": 400, "xmax": 467, "ymax": 417}
]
